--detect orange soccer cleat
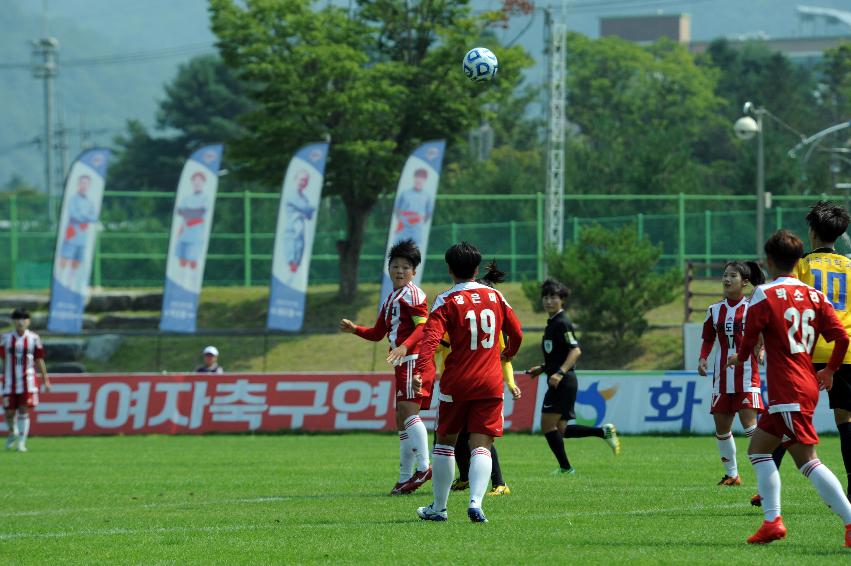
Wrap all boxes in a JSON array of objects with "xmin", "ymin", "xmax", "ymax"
[
  {"xmin": 747, "ymin": 516, "xmax": 787, "ymax": 544},
  {"xmin": 750, "ymin": 493, "xmax": 762, "ymax": 507},
  {"xmin": 718, "ymin": 475, "xmax": 742, "ymax": 486}
]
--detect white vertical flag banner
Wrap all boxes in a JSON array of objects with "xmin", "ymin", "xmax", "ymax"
[
  {"xmin": 48, "ymin": 148, "xmax": 111, "ymax": 333},
  {"xmin": 379, "ymin": 140, "xmax": 446, "ymax": 301},
  {"xmin": 160, "ymin": 144, "xmax": 224, "ymax": 333},
  {"xmin": 267, "ymin": 142, "xmax": 330, "ymax": 331}
]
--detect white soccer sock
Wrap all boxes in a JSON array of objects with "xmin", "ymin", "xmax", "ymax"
[
  {"xmin": 716, "ymin": 431, "xmax": 737, "ymax": 477},
  {"xmin": 432, "ymin": 444, "xmax": 455, "ymax": 511},
  {"xmin": 468, "ymin": 447, "xmax": 492, "ymax": 510},
  {"xmin": 398, "ymin": 431, "xmax": 414, "ymax": 482},
  {"xmin": 404, "ymin": 415, "xmax": 430, "ymax": 472},
  {"xmin": 743, "ymin": 424, "xmax": 757, "ymax": 438},
  {"xmin": 750, "ymin": 453, "xmax": 781, "ymax": 521},
  {"xmin": 801, "ymin": 459, "xmax": 851, "ymax": 524},
  {"xmin": 5, "ymin": 413, "xmax": 18, "ymax": 438},
  {"xmin": 17, "ymin": 414, "xmax": 30, "ymax": 444}
]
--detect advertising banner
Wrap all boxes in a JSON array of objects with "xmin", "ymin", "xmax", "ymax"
[
  {"xmin": 47, "ymin": 148, "xmax": 111, "ymax": 333},
  {"xmin": 267, "ymin": 142, "xmax": 330, "ymax": 331},
  {"xmin": 378, "ymin": 140, "xmax": 445, "ymax": 302},
  {"xmin": 160, "ymin": 144, "xmax": 224, "ymax": 333}
]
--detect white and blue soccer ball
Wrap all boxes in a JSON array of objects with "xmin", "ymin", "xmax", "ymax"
[{"xmin": 463, "ymin": 47, "xmax": 498, "ymax": 82}]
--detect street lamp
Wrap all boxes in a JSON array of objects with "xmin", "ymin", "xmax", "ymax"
[{"xmin": 734, "ymin": 102, "xmax": 766, "ymax": 259}]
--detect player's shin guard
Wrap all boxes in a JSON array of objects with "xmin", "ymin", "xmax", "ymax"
[
  {"xmin": 800, "ymin": 459, "xmax": 851, "ymax": 524},
  {"xmin": 399, "ymin": 431, "xmax": 414, "ymax": 482},
  {"xmin": 432, "ymin": 444, "xmax": 455, "ymax": 511},
  {"xmin": 750, "ymin": 453, "xmax": 781, "ymax": 521},
  {"xmin": 404, "ymin": 415, "xmax": 430, "ymax": 472},
  {"xmin": 468, "ymin": 447, "xmax": 492, "ymax": 510},
  {"xmin": 17, "ymin": 413, "xmax": 29, "ymax": 444},
  {"xmin": 716, "ymin": 431, "xmax": 738, "ymax": 478}
]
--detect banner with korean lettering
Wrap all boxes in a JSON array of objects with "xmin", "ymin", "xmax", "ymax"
[
  {"xmin": 267, "ymin": 142, "xmax": 329, "ymax": 331},
  {"xmin": 160, "ymin": 144, "xmax": 223, "ymax": 333},
  {"xmin": 378, "ymin": 140, "xmax": 445, "ymax": 303},
  {"xmin": 47, "ymin": 148, "xmax": 111, "ymax": 333}
]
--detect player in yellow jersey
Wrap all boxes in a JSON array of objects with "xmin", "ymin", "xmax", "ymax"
[{"xmin": 753, "ymin": 201, "xmax": 851, "ymax": 506}]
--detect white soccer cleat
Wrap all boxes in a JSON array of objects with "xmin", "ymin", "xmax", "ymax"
[
  {"xmin": 603, "ymin": 423, "xmax": 621, "ymax": 455},
  {"xmin": 416, "ymin": 504, "xmax": 448, "ymax": 521},
  {"xmin": 16, "ymin": 443, "xmax": 27, "ymax": 452},
  {"xmin": 5, "ymin": 435, "xmax": 16, "ymax": 450}
]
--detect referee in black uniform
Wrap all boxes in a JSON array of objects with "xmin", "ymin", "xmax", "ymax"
[{"xmin": 526, "ymin": 279, "xmax": 620, "ymax": 474}]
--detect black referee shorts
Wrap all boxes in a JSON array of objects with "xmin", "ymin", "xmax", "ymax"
[
  {"xmin": 813, "ymin": 363, "xmax": 851, "ymax": 412},
  {"xmin": 541, "ymin": 371, "xmax": 577, "ymax": 420}
]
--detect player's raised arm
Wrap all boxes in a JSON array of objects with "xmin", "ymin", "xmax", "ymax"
[{"xmin": 340, "ymin": 311, "xmax": 388, "ymax": 341}]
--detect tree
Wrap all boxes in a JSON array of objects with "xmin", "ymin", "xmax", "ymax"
[
  {"xmin": 524, "ymin": 224, "xmax": 679, "ymax": 351},
  {"xmin": 209, "ymin": 0, "xmax": 532, "ymax": 301}
]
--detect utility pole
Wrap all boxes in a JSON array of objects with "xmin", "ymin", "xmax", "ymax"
[
  {"xmin": 544, "ymin": 5, "xmax": 567, "ymax": 265},
  {"xmin": 32, "ymin": 36, "xmax": 59, "ymax": 225}
]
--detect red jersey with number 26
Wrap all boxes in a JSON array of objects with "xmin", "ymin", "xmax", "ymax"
[
  {"xmin": 417, "ymin": 281, "xmax": 523, "ymax": 401},
  {"xmin": 738, "ymin": 277, "xmax": 849, "ymax": 414}
]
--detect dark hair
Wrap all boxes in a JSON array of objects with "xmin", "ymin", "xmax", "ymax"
[
  {"xmin": 540, "ymin": 278, "xmax": 570, "ymax": 301},
  {"xmin": 476, "ymin": 260, "xmax": 506, "ymax": 287},
  {"xmin": 11, "ymin": 308, "xmax": 30, "ymax": 320},
  {"xmin": 806, "ymin": 200, "xmax": 850, "ymax": 244},
  {"xmin": 764, "ymin": 229, "xmax": 804, "ymax": 272},
  {"xmin": 387, "ymin": 239, "xmax": 421, "ymax": 269},
  {"xmin": 723, "ymin": 260, "xmax": 765, "ymax": 287},
  {"xmin": 445, "ymin": 241, "xmax": 481, "ymax": 280}
]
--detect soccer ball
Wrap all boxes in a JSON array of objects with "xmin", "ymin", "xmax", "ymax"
[{"xmin": 463, "ymin": 47, "xmax": 498, "ymax": 82}]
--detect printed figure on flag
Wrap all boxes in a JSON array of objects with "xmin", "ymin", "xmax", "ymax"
[
  {"xmin": 175, "ymin": 171, "xmax": 210, "ymax": 270},
  {"xmin": 393, "ymin": 168, "xmax": 433, "ymax": 245},
  {"xmin": 58, "ymin": 174, "xmax": 98, "ymax": 274},
  {"xmin": 283, "ymin": 170, "xmax": 316, "ymax": 275}
]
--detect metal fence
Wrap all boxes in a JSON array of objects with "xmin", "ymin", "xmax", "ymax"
[{"xmin": 1, "ymin": 190, "xmax": 844, "ymax": 289}]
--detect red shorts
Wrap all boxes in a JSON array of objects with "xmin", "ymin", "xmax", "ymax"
[
  {"xmin": 710, "ymin": 391, "xmax": 765, "ymax": 414},
  {"xmin": 395, "ymin": 355, "xmax": 433, "ymax": 408},
  {"xmin": 758, "ymin": 410, "xmax": 819, "ymax": 447},
  {"xmin": 3, "ymin": 392, "xmax": 38, "ymax": 410},
  {"xmin": 435, "ymin": 397, "xmax": 503, "ymax": 438}
]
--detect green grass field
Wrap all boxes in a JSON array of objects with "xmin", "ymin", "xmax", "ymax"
[{"xmin": 2, "ymin": 433, "xmax": 850, "ymax": 564}]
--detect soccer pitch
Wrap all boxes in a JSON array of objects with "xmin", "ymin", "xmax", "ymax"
[{"xmin": 1, "ymin": 434, "xmax": 849, "ymax": 563}]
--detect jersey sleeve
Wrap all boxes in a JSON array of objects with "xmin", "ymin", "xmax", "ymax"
[
  {"xmin": 34, "ymin": 335, "xmax": 45, "ymax": 360},
  {"xmin": 562, "ymin": 317, "xmax": 580, "ymax": 350},
  {"xmin": 738, "ymin": 289, "xmax": 770, "ymax": 360},
  {"xmin": 0, "ymin": 338, "xmax": 5, "ymax": 361},
  {"xmin": 501, "ymin": 303, "xmax": 523, "ymax": 359},
  {"xmin": 417, "ymin": 304, "xmax": 449, "ymax": 380},
  {"xmin": 699, "ymin": 307, "xmax": 716, "ymax": 360},
  {"xmin": 818, "ymin": 296, "xmax": 850, "ymax": 371},
  {"xmin": 354, "ymin": 311, "xmax": 389, "ymax": 342}
]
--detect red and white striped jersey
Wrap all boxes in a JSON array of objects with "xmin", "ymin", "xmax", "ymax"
[
  {"xmin": 0, "ymin": 330, "xmax": 45, "ymax": 396},
  {"xmin": 738, "ymin": 277, "xmax": 849, "ymax": 413},
  {"xmin": 700, "ymin": 297, "xmax": 761, "ymax": 394},
  {"xmin": 417, "ymin": 282, "xmax": 523, "ymax": 401},
  {"xmin": 355, "ymin": 283, "xmax": 428, "ymax": 350}
]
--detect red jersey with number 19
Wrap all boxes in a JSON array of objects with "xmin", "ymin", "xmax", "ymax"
[
  {"xmin": 417, "ymin": 281, "xmax": 522, "ymax": 401},
  {"xmin": 738, "ymin": 277, "xmax": 849, "ymax": 414}
]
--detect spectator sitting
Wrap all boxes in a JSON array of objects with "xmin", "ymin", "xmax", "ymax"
[{"xmin": 195, "ymin": 346, "xmax": 223, "ymax": 373}]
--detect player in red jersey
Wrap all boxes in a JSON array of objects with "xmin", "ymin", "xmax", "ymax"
[
  {"xmin": 339, "ymin": 239, "xmax": 432, "ymax": 495},
  {"xmin": 727, "ymin": 230, "xmax": 851, "ymax": 547},
  {"xmin": 698, "ymin": 261, "xmax": 766, "ymax": 486},
  {"xmin": 412, "ymin": 242, "xmax": 523, "ymax": 523},
  {"xmin": 1, "ymin": 308, "xmax": 51, "ymax": 452}
]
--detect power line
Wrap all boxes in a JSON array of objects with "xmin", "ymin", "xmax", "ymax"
[{"xmin": 0, "ymin": 42, "xmax": 215, "ymax": 72}]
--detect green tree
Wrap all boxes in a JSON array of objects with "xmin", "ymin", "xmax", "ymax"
[
  {"xmin": 209, "ymin": 0, "xmax": 531, "ymax": 301},
  {"xmin": 524, "ymin": 224, "xmax": 679, "ymax": 350}
]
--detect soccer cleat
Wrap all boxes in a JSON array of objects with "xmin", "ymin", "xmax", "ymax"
[
  {"xmin": 551, "ymin": 467, "xmax": 577, "ymax": 476},
  {"xmin": 16, "ymin": 443, "xmax": 27, "ymax": 453},
  {"xmin": 747, "ymin": 516, "xmax": 787, "ymax": 544},
  {"xmin": 450, "ymin": 479, "xmax": 470, "ymax": 491},
  {"xmin": 399, "ymin": 467, "xmax": 432, "ymax": 494},
  {"xmin": 5, "ymin": 434, "xmax": 16, "ymax": 450},
  {"xmin": 602, "ymin": 423, "xmax": 621, "ymax": 455},
  {"xmin": 487, "ymin": 485, "xmax": 511, "ymax": 496},
  {"xmin": 467, "ymin": 507, "xmax": 489, "ymax": 523},
  {"xmin": 750, "ymin": 494, "xmax": 763, "ymax": 507},
  {"xmin": 389, "ymin": 480, "xmax": 409, "ymax": 496},
  {"xmin": 416, "ymin": 504, "xmax": 447, "ymax": 521},
  {"xmin": 718, "ymin": 475, "xmax": 742, "ymax": 486}
]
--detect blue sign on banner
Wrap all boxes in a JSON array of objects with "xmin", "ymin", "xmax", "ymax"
[
  {"xmin": 267, "ymin": 142, "xmax": 330, "ymax": 331},
  {"xmin": 160, "ymin": 144, "xmax": 224, "ymax": 333},
  {"xmin": 379, "ymin": 140, "xmax": 445, "ymax": 303},
  {"xmin": 48, "ymin": 148, "xmax": 111, "ymax": 333}
]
